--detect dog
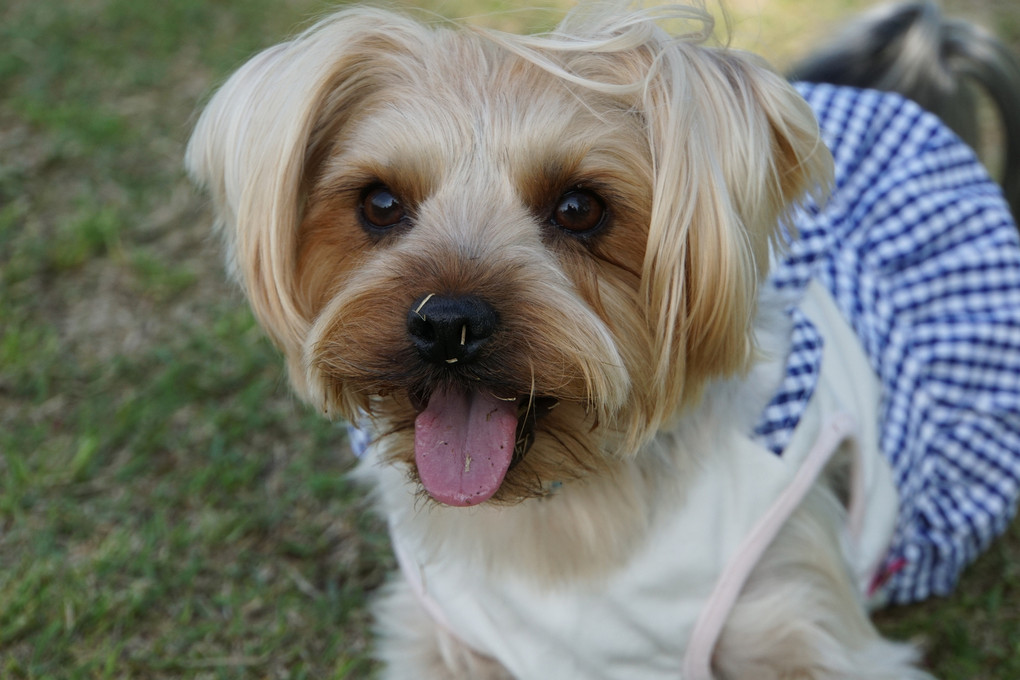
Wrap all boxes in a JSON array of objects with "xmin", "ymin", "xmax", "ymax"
[
  {"xmin": 186, "ymin": 2, "xmax": 1020, "ymax": 678},
  {"xmin": 788, "ymin": 0, "xmax": 1020, "ymax": 220}
]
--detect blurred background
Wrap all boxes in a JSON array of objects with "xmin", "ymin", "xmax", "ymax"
[{"xmin": 1, "ymin": 0, "xmax": 1017, "ymax": 677}]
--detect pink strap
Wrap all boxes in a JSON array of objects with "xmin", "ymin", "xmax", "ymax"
[
  {"xmin": 392, "ymin": 535, "xmax": 460, "ymax": 636},
  {"xmin": 682, "ymin": 413, "xmax": 858, "ymax": 680}
]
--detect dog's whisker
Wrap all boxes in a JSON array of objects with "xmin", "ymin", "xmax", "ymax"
[{"xmin": 413, "ymin": 293, "xmax": 436, "ymax": 318}]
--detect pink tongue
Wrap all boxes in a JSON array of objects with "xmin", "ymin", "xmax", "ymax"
[{"xmin": 414, "ymin": 387, "xmax": 519, "ymax": 506}]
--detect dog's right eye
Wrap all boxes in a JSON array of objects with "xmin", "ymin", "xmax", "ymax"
[
  {"xmin": 360, "ymin": 186, "xmax": 407, "ymax": 230},
  {"xmin": 551, "ymin": 189, "xmax": 607, "ymax": 236}
]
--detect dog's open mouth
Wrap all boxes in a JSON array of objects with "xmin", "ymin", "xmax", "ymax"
[{"xmin": 412, "ymin": 386, "xmax": 557, "ymax": 506}]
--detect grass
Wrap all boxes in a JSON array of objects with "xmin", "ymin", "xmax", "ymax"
[{"xmin": 1, "ymin": 0, "xmax": 1017, "ymax": 677}]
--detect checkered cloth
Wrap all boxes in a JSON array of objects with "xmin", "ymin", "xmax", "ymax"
[
  {"xmin": 348, "ymin": 83, "xmax": 1020, "ymax": 605},
  {"xmin": 756, "ymin": 83, "xmax": 1020, "ymax": 604},
  {"xmin": 752, "ymin": 307, "xmax": 824, "ymax": 457}
]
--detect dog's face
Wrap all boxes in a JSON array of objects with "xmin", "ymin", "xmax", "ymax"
[
  {"xmin": 298, "ymin": 45, "xmax": 649, "ymax": 506},
  {"xmin": 187, "ymin": 7, "xmax": 831, "ymax": 507}
]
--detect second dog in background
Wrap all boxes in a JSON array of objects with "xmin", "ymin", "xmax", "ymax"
[{"xmin": 791, "ymin": 0, "xmax": 1020, "ymax": 218}]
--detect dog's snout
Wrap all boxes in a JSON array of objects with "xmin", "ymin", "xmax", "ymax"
[{"xmin": 407, "ymin": 294, "xmax": 498, "ymax": 365}]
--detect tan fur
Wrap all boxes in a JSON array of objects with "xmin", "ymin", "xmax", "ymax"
[
  {"xmin": 187, "ymin": 4, "xmax": 929, "ymax": 678},
  {"xmin": 717, "ymin": 487, "xmax": 931, "ymax": 680}
]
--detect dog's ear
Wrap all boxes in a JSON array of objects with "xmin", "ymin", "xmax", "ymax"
[
  {"xmin": 185, "ymin": 9, "xmax": 422, "ymax": 374},
  {"xmin": 637, "ymin": 44, "xmax": 833, "ymax": 421}
]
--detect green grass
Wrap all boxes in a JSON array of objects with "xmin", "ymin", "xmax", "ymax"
[{"xmin": 1, "ymin": 0, "xmax": 1017, "ymax": 677}]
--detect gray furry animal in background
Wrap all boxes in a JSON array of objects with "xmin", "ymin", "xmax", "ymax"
[{"xmin": 790, "ymin": 0, "xmax": 1020, "ymax": 219}]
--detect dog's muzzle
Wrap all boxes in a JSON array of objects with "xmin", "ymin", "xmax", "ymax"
[{"xmin": 403, "ymin": 293, "xmax": 556, "ymax": 506}]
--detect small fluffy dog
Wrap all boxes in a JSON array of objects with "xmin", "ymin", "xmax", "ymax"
[{"xmin": 187, "ymin": 2, "xmax": 1020, "ymax": 678}]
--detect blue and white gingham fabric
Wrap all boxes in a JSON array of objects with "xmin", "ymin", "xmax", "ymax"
[
  {"xmin": 348, "ymin": 83, "xmax": 1020, "ymax": 605},
  {"xmin": 752, "ymin": 307, "xmax": 824, "ymax": 457},
  {"xmin": 756, "ymin": 83, "xmax": 1020, "ymax": 604}
]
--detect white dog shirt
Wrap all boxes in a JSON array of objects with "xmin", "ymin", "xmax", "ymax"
[
  {"xmin": 388, "ymin": 282, "xmax": 899, "ymax": 680},
  {"xmin": 347, "ymin": 83, "xmax": 1020, "ymax": 674}
]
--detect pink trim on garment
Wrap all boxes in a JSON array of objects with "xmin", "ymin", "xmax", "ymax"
[
  {"xmin": 392, "ymin": 534, "xmax": 461, "ymax": 638},
  {"xmin": 869, "ymin": 557, "xmax": 908, "ymax": 598},
  {"xmin": 682, "ymin": 413, "xmax": 859, "ymax": 680}
]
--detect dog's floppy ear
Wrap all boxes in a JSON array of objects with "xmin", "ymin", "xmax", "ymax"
[
  {"xmin": 638, "ymin": 44, "xmax": 832, "ymax": 421},
  {"xmin": 185, "ymin": 8, "xmax": 422, "ymax": 369}
]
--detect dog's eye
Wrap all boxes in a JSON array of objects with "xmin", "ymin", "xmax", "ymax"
[
  {"xmin": 361, "ymin": 186, "xmax": 406, "ymax": 230},
  {"xmin": 551, "ymin": 190, "xmax": 606, "ymax": 235}
]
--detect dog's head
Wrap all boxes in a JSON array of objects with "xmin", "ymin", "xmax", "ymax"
[{"xmin": 187, "ymin": 4, "xmax": 831, "ymax": 507}]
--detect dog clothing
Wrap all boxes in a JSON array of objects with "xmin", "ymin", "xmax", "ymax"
[
  {"xmin": 348, "ymin": 84, "xmax": 1020, "ymax": 672},
  {"xmin": 386, "ymin": 281, "xmax": 898, "ymax": 680},
  {"xmin": 768, "ymin": 83, "xmax": 1020, "ymax": 604}
]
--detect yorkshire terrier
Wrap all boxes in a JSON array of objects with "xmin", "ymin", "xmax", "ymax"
[{"xmin": 187, "ymin": 2, "xmax": 1020, "ymax": 678}]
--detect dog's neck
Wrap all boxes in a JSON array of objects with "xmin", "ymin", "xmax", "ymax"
[{"xmin": 365, "ymin": 387, "xmax": 772, "ymax": 586}]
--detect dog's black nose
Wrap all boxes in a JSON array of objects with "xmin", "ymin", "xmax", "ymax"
[{"xmin": 407, "ymin": 294, "xmax": 498, "ymax": 366}]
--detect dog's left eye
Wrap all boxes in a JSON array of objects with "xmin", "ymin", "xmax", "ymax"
[
  {"xmin": 361, "ymin": 186, "xmax": 407, "ymax": 230},
  {"xmin": 551, "ymin": 190, "xmax": 606, "ymax": 235}
]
